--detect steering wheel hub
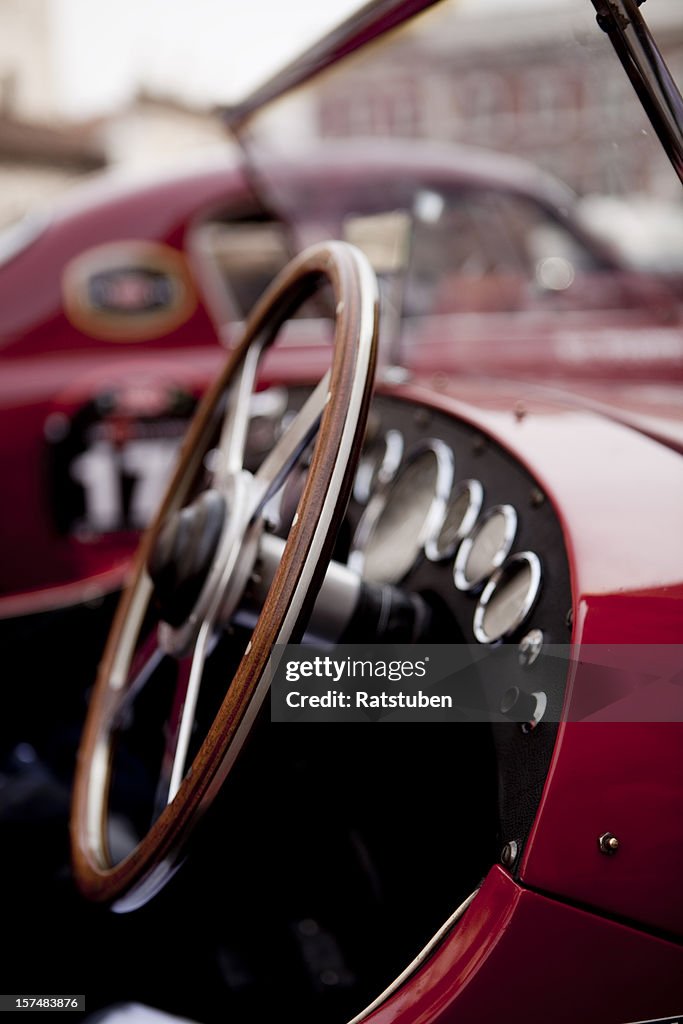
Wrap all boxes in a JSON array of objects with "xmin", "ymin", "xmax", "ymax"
[{"xmin": 148, "ymin": 489, "xmax": 227, "ymax": 627}]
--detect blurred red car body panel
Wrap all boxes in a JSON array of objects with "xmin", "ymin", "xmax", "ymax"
[{"xmin": 1, "ymin": 150, "xmax": 682, "ymax": 607}]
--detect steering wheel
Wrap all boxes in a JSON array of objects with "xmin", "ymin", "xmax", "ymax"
[{"xmin": 71, "ymin": 241, "xmax": 379, "ymax": 911}]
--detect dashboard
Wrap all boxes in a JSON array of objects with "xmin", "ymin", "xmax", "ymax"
[
  {"xmin": 46, "ymin": 378, "xmax": 574, "ymax": 863},
  {"xmin": 276, "ymin": 386, "xmax": 574, "ymax": 861}
]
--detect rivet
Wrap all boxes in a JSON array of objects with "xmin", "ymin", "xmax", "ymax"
[
  {"xmin": 514, "ymin": 401, "xmax": 526, "ymax": 421},
  {"xmin": 598, "ymin": 832, "xmax": 620, "ymax": 855},
  {"xmin": 530, "ymin": 487, "xmax": 545, "ymax": 508}
]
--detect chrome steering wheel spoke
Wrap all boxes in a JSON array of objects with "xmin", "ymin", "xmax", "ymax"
[
  {"xmin": 248, "ymin": 370, "xmax": 331, "ymax": 522},
  {"xmin": 211, "ymin": 343, "xmax": 264, "ymax": 489},
  {"xmin": 155, "ymin": 619, "xmax": 217, "ymax": 813}
]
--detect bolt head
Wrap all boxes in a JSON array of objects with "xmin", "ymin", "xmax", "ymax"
[
  {"xmin": 501, "ymin": 840, "xmax": 519, "ymax": 869},
  {"xmin": 598, "ymin": 832, "xmax": 620, "ymax": 855},
  {"xmin": 518, "ymin": 628, "xmax": 544, "ymax": 667}
]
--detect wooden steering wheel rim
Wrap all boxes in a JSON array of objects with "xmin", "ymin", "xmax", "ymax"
[{"xmin": 70, "ymin": 241, "xmax": 379, "ymax": 910}]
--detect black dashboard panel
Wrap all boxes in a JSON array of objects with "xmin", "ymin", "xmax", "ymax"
[{"xmin": 286, "ymin": 386, "xmax": 574, "ymax": 866}]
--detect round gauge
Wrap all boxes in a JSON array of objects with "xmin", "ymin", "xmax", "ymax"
[
  {"xmin": 353, "ymin": 429, "xmax": 404, "ymax": 504},
  {"xmin": 426, "ymin": 478, "xmax": 484, "ymax": 562},
  {"xmin": 473, "ymin": 552, "xmax": 542, "ymax": 643},
  {"xmin": 350, "ymin": 440, "xmax": 453, "ymax": 584},
  {"xmin": 453, "ymin": 504, "xmax": 517, "ymax": 591}
]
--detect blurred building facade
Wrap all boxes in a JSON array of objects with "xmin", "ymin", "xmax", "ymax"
[
  {"xmin": 0, "ymin": 111, "xmax": 106, "ymax": 227},
  {"xmin": 0, "ymin": 0, "xmax": 55, "ymax": 121},
  {"xmin": 0, "ymin": 0, "xmax": 681, "ymax": 230},
  {"xmin": 313, "ymin": 0, "xmax": 683, "ymax": 199},
  {"xmin": 0, "ymin": 0, "xmax": 228, "ymax": 227},
  {"xmin": 0, "ymin": 0, "xmax": 102, "ymax": 222}
]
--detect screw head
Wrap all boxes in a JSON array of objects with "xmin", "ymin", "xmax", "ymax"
[
  {"xmin": 598, "ymin": 832, "xmax": 620, "ymax": 855},
  {"xmin": 518, "ymin": 628, "xmax": 544, "ymax": 667},
  {"xmin": 501, "ymin": 840, "xmax": 519, "ymax": 869}
]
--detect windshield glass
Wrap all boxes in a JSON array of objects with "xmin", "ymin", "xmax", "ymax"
[{"xmin": 234, "ymin": 0, "xmax": 683, "ymax": 377}]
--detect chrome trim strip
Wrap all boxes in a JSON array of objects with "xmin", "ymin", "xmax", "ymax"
[{"xmin": 346, "ymin": 887, "xmax": 479, "ymax": 1024}]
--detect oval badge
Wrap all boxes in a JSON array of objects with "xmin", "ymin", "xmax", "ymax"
[{"xmin": 62, "ymin": 240, "xmax": 198, "ymax": 342}]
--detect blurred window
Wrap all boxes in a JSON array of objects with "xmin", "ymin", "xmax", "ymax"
[
  {"xmin": 406, "ymin": 188, "xmax": 525, "ymax": 315},
  {"xmin": 199, "ymin": 220, "xmax": 327, "ymax": 319},
  {"xmin": 404, "ymin": 187, "xmax": 611, "ymax": 316}
]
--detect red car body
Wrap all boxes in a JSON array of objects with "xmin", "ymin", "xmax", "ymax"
[{"xmin": 2, "ymin": 145, "xmax": 682, "ymax": 611}]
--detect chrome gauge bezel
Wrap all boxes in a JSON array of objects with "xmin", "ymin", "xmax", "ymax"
[
  {"xmin": 349, "ymin": 438, "xmax": 454, "ymax": 584},
  {"xmin": 473, "ymin": 551, "xmax": 542, "ymax": 644},
  {"xmin": 425, "ymin": 478, "xmax": 484, "ymax": 562},
  {"xmin": 353, "ymin": 428, "xmax": 404, "ymax": 505},
  {"xmin": 453, "ymin": 503, "xmax": 517, "ymax": 592}
]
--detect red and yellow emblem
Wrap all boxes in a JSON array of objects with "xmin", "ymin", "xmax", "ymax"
[{"xmin": 62, "ymin": 240, "xmax": 198, "ymax": 342}]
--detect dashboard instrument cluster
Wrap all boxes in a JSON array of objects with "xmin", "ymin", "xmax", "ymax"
[
  {"xmin": 268, "ymin": 386, "xmax": 573, "ymax": 661},
  {"xmin": 280, "ymin": 386, "xmax": 574, "ymax": 861},
  {"xmin": 344, "ymin": 393, "xmax": 571, "ymax": 657}
]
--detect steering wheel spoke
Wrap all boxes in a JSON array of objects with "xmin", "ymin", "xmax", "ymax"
[
  {"xmin": 110, "ymin": 630, "xmax": 164, "ymax": 731},
  {"xmin": 211, "ymin": 343, "xmax": 264, "ymax": 489},
  {"xmin": 248, "ymin": 369, "xmax": 330, "ymax": 521},
  {"xmin": 163, "ymin": 620, "xmax": 217, "ymax": 808}
]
